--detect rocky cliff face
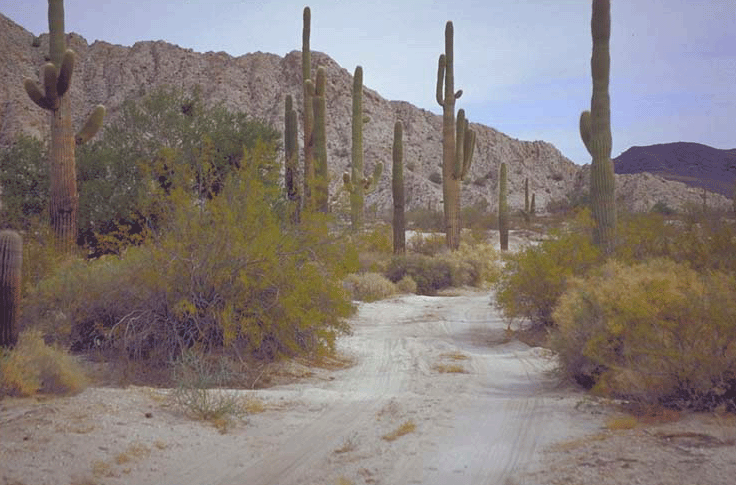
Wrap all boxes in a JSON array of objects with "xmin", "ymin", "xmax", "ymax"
[{"xmin": 1, "ymin": 13, "xmax": 730, "ymax": 216}]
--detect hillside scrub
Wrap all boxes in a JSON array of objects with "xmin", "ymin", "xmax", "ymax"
[
  {"xmin": 552, "ymin": 259, "xmax": 736, "ymax": 411},
  {"xmin": 21, "ymin": 143, "xmax": 354, "ymax": 365}
]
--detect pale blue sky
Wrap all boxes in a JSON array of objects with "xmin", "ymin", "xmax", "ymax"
[{"xmin": 2, "ymin": 0, "xmax": 734, "ymax": 164}]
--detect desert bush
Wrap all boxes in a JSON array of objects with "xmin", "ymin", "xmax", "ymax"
[
  {"xmin": 395, "ymin": 275, "xmax": 417, "ymax": 294},
  {"xmin": 407, "ymin": 232, "xmax": 446, "ymax": 256},
  {"xmin": 22, "ymin": 144, "xmax": 354, "ymax": 364},
  {"xmin": 552, "ymin": 259, "xmax": 736, "ymax": 411},
  {"xmin": 343, "ymin": 272, "xmax": 397, "ymax": 302},
  {"xmin": 405, "ymin": 207, "xmax": 444, "ymax": 232},
  {"xmin": 385, "ymin": 254, "xmax": 453, "ymax": 295},
  {"xmin": 0, "ymin": 330, "xmax": 88, "ymax": 397},
  {"xmin": 494, "ymin": 211, "xmax": 601, "ymax": 325},
  {"xmin": 442, "ymin": 242, "xmax": 502, "ymax": 288}
]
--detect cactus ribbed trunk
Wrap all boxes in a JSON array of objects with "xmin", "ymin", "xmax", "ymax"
[
  {"xmin": 580, "ymin": 0, "xmax": 616, "ymax": 253},
  {"xmin": 436, "ymin": 21, "xmax": 474, "ymax": 250},
  {"xmin": 312, "ymin": 67, "xmax": 329, "ymax": 213},
  {"xmin": 23, "ymin": 0, "xmax": 104, "ymax": 253},
  {"xmin": 49, "ymin": 94, "xmax": 78, "ymax": 252},
  {"xmin": 0, "ymin": 230, "xmax": 22, "ymax": 348},
  {"xmin": 301, "ymin": 6, "xmax": 314, "ymax": 211},
  {"xmin": 498, "ymin": 163, "xmax": 509, "ymax": 251},
  {"xmin": 350, "ymin": 66, "xmax": 365, "ymax": 229},
  {"xmin": 392, "ymin": 121, "xmax": 405, "ymax": 254},
  {"xmin": 284, "ymin": 95, "xmax": 300, "ymax": 223}
]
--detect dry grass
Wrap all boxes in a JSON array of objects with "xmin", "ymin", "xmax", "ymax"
[
  {"xmin": 0, "ymin": 330, "xmax": 88, "ymax": 397},
  {"xmin": 114, "ymin": 442, "xmax": 150, "ymax": 465},
  {"xmin": 605, "ymin": 415, "xmax": 638, "ymax": 431},
  {"xmin": 440, "ymin": 351, "xmax": 470, "ymax": 361},
  {"xmin": 433, "ymin": 363, "xmax": 468, "ymax": 374},
  {"xmin": 382, "ymin": 419, "xmax": 417, "ymax": 441},
  {"xmin": 333, "ymin": 433, "xmax": 358, "ymax": 454}
]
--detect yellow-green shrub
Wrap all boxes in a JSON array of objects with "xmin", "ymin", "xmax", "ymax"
[
  {"xmin": 0, "ymin": 330, "xmax": 88, "ymax": 397},
  {"xmin": 343, "ymin": 272, "xmax": 397, "ymax": 302},
  {"xmin": 395, "ymin": 275, "xmax": 417, "ymax": 294},
  {"xmin": 494, "ymin": 211, "xmax": 601, "ymax": 325},
  {"xmin": 552, "ymin": 259, "xmax": 736, "ymax": 411},
  {"xmin": 22, "ymin": 144, "xmax": 354, "ymax": 363}
]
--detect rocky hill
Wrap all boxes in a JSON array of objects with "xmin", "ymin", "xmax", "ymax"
[
  {"xmin": 614, "ymin": 142, "xmax": 736, "ymax": 199},
  {"xmin": 0, "ymin": 13, "xmax": 730, "ymax": 215}
]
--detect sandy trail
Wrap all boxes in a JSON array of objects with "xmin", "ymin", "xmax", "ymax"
[{"xmin": 1, "ymin": 290, "xmax": 601, "ymax": 485}]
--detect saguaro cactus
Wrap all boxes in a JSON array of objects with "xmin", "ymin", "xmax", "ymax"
[
  {"xmin": 0, "ymin": 230, "xmax": 22, "ymax": 348},
  {"xmin": 312, "ymin": 67, "xmax": 329, "ymax": 213},
  {"xmin": 301, "ymin": 6, "xmax": 314, "ymax": 211},
  {"xmin": 284, "ymin": 94, "xmax": 300, "ymax": 223},
  {"xmin": 23, "ymin": 0, "xmax": 105, "ymax": 253},
  {"xmin": 343, "ymin": 66, "xmax": 382, "ymax": 229},
  {"xmin": 436, "ymin": 21, "xmax": 475, "ymax": 250},
  {"xmin": 498, "ymin": 163, "xmax": 509, "ymax": 251},
  {"xmin": 392, "ymin": 121, "xmax": 406, "ymax": 254},
  {"xmin": 580, "ymin": 0, "xmax": 616, "ymax": 253}
]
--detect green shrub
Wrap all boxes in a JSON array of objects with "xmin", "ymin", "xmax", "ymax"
[
  {"xmin": 385, "ymin": 254, "xmax": 453, "ymax": 295},
  {"xmin": 442, "ymin": 242, "xmax": 502, "ymax": 288},
  {"xmin": 395, "ymin": 275, "xmax": 417, "ymax": 294},
  {"xmin": 343, "ymin": 272, "xmax": 397, "ymax": 302},
  {"xmin": 552, "ymin": 259, "xmax": 736, "ymax": 411},
  {"xmin": 407, "ymin": 232, "xmax": 446, "ymax": 256},
  {"xmin": 0, "ymin": 135, "xmax": 48, "ymax": 231},
  {"xmin": 494, "ymin": 211, "xmax": 601, "ymax": 325},
  {"xmin": 22, "ymin": 144, "xmax": 354, "ymax": 364}
]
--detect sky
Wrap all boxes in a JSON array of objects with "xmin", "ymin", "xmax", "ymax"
[{"xmin": 2, "ymin": 0, "xmax": 734, "ymax": 165}]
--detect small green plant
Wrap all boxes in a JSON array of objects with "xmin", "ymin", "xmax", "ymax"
[
  {"xmin": 395, "ymin": 275, "xmax": 417, "ymax": 294},
  {"xmin": 170, "ymin": 349, "xmax": 248, "ymax": 431}
]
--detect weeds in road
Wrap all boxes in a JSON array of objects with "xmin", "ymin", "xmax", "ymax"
[
  {"xmin": 334, "ymin": 433, "xmax": 358, "ymax": 454},
  {"xmin": 433, "ymin": 363, "xmax": 468, "ymax": 374},
  {"xmin": 382, "ymin": 419, "xmax": 417, "ymax": 441}
]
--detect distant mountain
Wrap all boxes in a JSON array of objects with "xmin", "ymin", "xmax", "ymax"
[{"xmin": 614, "ymin": 142, "xmax": 736, "ymax": 199}]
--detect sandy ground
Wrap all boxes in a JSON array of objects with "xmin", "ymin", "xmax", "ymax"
[{"xmin": 2, "ymin": 289, "xmax": 735, "ymax": 485}]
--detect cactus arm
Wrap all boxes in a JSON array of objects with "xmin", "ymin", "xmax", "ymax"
[
  {"xmin": 24, "ymin": 78, "xmax": 53, "ymax": 110},
  {"xmin": 48, "ymin": 0, "xmax": 65, "ymax": 66},
  {"xmin": 462, "ymin": 125, "xmax": 475, "ymax": 177},
  {"xmin": 57, "ymin": 49, "xmax": 75, "ymax": 97},
  {"xmin": 436, "ymin": 54, "xmax": 446, "ymax": 106},
  {"xmin": 43, "ymin": 63, "xmax": 60, "ymax": 109},
  {"xmin": 75, "ymin": 105, "xmax": 105, "ymax": 145},
  {"xmin": 454, "ymin": 109, "xmax": 466, "ymax": 179},
  {"xmin": 579, "ymin": 110, "xmax": 593, "ymax": 154}
]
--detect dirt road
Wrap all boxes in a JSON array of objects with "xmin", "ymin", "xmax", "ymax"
[{"xmin": 0, "ymin": 291, "xmax": 601, "ymax": 485}]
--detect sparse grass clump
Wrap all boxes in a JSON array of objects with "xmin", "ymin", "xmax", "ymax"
[
  {"xmin": 0, "ymin": 330, "xmax": 88, "ymax": 397},
  {"xmin": 343, "ymin": 272, "xmax": 397, "ymax": 302},
  {"xmin": 381, "ymin": 419, "xmax": 417, "ymax": 441},
  {"xmin": 552, "ymin": 258, "xmax": 736, "ymax": 411}
]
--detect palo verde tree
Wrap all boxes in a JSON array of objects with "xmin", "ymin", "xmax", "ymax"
[
  {"xmin": 580, "ymin": 0, "xmax": 616, "ymax": 253},
  {"xmin": 23, "ymin": 0, "xmax": 105, "ymax": 252},
  {"xmin": 436, "ymin": 21, "xmax": 475, "ymax": 250}
]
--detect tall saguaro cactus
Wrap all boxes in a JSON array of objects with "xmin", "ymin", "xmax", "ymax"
[
  {"xmin": 23, "ymin": 0, "xmax": 105, "ymax": 252},
  {"xmin": 301, "ymin": 6, "xmax": 314, "ymax": 211},
  {"xmin": 580, "ymin": 0, "xmax": 616, "ymax": 253},
  {"xmin": 498, "ymin": 163, "xmax": 509, "ymax": 251},
  {"xmin": 392, "ymin": 121, "xmax": 406, "ymax": 254},
  {"xmin": 312, "ymin": 67, "xmax": 329, "ymax": 213},
  {"xmin": 344, "ymin": 66, "xmax": 382, "ymax": 229},
  {"xmin": 284, "ymin": 94, "xmax": 300, "ymax": 223},
  {"xmin": 0, "ymin": 230, "xmax": 22, "ymax": 348},
  {"xmin": 436, "ymin": 21, "xmax": 475, "ymax": 250}
]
